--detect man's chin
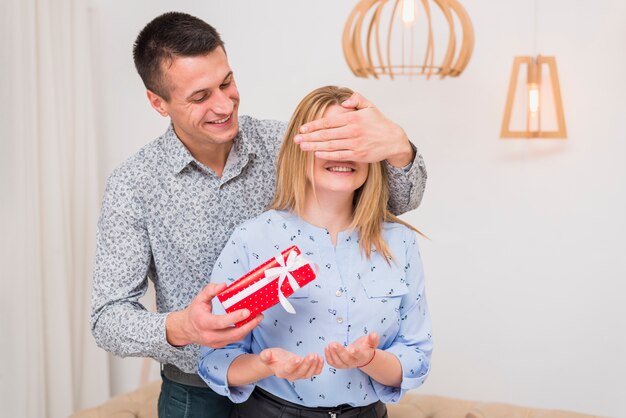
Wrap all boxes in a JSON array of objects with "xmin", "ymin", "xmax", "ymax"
[{"xmin": 202, "ymin": 124, "xmax": 239, "ymax": 143}]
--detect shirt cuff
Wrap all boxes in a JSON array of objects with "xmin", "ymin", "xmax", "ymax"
[
  {"xmin": 158, "ymin": 312, "xmax": 187, "ymax": 354},
  {"xmin": 369, "ymin": 343, "xmax": 430, "ymax": 404},
  {"xmin": 198, "ymin": 348, "xmax": 255, "ymax": 403}
]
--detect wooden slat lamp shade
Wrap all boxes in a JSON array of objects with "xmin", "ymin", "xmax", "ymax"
[
  {"xmin": 500, "ymin": 55, "xmax": 567, "ymax": 139},
  {"xmin": 342, "ymin": 0, "xmax": 474, "ymax": 79}
]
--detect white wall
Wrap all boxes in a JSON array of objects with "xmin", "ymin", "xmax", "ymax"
[{"xmin": 89, "ymin": 1, "xmax": 626, "ymax": 416}]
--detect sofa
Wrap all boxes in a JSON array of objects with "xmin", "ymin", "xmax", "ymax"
[{"xmin": 70, "ymin": 380, "xmax": 604, "ymax": 418}]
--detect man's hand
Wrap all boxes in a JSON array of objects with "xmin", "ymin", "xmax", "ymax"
[
  {"xmin": 294, "ymin": 92, "xmax": 415, "ymax": 167},
  {"xmin": 324, "ymin": 332, "xmax": 380, "ymax": 369},
  {"xmin": 166, "ymin": 283, "xmax": 263, "ymax": 348},
  {"xmin": 259, "ymin": 348, "xmax": 324, "ymax": 382}
]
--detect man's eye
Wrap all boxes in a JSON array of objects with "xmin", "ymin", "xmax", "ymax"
[
  {"xmin": 193, "ymin": 95, "xmax": 207, "ymax": 103},
  {"xmin": 220, "ymin": 81, "xmax": 231, "ymax": 89}
]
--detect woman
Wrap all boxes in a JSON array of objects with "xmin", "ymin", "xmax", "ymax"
[{"xmin": 198, "ymin": 86, "xmax": 432, "ymax": 418}]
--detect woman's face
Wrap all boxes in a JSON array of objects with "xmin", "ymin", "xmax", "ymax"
[{"xmin": 307, "ymin": 105, "xmax": 369, "ymax": 196}]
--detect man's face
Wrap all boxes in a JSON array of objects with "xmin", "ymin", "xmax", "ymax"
[{"xmin": 154, "ymin": 47, "xmax": 240, "ymax": 148}]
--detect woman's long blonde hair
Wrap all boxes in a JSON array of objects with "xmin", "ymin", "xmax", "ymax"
[{"xmin": 270, "ymin": 85, "xmax": 422, "ymax": 262}]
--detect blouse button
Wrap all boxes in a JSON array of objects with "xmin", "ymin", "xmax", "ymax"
[
  {"xmin": 335, "ymin": 289, "xmax": 343, "ymax": 297},
  {"xmin": 336, "ymin": 316, "xmax": 344, "ymax": 324}
]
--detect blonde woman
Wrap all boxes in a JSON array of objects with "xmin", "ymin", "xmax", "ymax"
[{"xmin": 198, "ymin": 86, "xmax": 432, "ymax": 418}]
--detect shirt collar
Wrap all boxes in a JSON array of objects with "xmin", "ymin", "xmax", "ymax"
[
  {"xmin": 271, "ymin": 209, "xmax": 358, "ymax": 246},
  {"xmin": 162, "ymin": 124, "xmax": 195, "ymax": 174},
  {"xmin": 161, "ymin": 121, "xmax": 255, "ymax": 176},
  {"xmin": 232, "ymin": 123, "xmax": 254, "ymax": 158}
]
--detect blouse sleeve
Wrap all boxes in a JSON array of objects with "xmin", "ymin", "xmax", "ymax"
[
  {"xmin": 197, "ymin": 228, "xmax": 257, "ymax": 403},
  {"xmin": 370, "ymin": 229, "xmax": 433, "ymax": 403}
]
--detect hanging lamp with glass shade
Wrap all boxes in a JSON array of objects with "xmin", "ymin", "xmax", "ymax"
[
  {"xmin": 342, "ymin": 0, "xmax": 474, "ymax": 79},
  {"xmin": 500, "ymin": 55, "xmax": 567, "ymax": 139}
]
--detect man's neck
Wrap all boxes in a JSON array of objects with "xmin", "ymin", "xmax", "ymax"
[
  {"xmin": 300, "ymin": 188, "xmax": 354, "ymax": 246},
  {"xmin": 173, "ymin": 125, "xmax": 234, "ymax": 177},
  {"xmin": 192, "ymin": 143, "xmax": 232, "ymax": 177}
]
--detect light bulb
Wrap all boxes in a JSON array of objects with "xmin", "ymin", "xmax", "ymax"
[
  {"xmin": 528, "ymin": 83, "xmax": 539, "ymax": 114},
  {"xmin": 402, "ymin": 0, "xmax": 416, "ymax": 26}
]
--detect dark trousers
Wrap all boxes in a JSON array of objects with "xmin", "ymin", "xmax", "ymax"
[
  {"xmin": 231, "ymin": 387, "xmax": 388, "ymax": 418},
  {"xmin": 158, "ymin": 372, "xmax": 234, "ymax": 418}
]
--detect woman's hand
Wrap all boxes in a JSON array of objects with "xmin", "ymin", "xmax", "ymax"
[
  {"xmin": 259, "ymin": 348, "xmax": 324, "ymax": 382},
  {"xmin": 324, "ymin": 332, "xmax": 380, "ymax": 369}
]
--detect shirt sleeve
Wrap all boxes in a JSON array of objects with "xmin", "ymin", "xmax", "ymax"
[
  {"xmin": 386, "ymin": 141, "xmax": 428, "ymax": 216},
  {"xmin": 197, "ymin": 228, "xmax": 256, "ymax": 403},
  {"xmin": 370, "ymin": 229, "xmax": 433, "ymax": 403},
  {"xmin": 90, "ymin": 169, "xmax": 183, "ymax": 364}
]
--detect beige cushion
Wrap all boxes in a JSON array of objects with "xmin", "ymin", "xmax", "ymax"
[
  {"xmin": 71, "ymin": 382, "xmax": 603, "ymax": 418},
  {"xmin": 386, "ymin": 394, "xmax": 603, "ymax": 418},
  {"xmin": 70, "ymin": 381, "xmax": 160, "ymax": 418}
]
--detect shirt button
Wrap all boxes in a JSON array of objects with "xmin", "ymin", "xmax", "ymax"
[
  {"xmin": 336, "ymin": 316, "xmax": 344, "ymax": 324},
  {"xmin": 335, "ymin": 289, "xmax": 343, "ymax": 297}
]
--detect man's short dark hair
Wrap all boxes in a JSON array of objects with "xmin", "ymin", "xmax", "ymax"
[{"xmin": 133, "ymin": 12, "xmax": 225, "ymax": 101}]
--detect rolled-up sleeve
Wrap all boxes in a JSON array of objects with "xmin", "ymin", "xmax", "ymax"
[
  {"xmin": 370, "ymin": 229, "xmax": 432, "ymax": 403},
  {"xmin": 386, "ymin": 141, "xmax": 427, "ymax": 216},
  {"xmin": 198, "ymin": 336, "xmax": 255, "ymax": 402},
  {"xmin": 198, "ymin": 228, "xmax": 256, "ymax": 402}
]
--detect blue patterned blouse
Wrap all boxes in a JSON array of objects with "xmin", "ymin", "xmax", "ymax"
[{"xmin": 198, "ymin": 209, "xmax": 432, "ymax": 407}]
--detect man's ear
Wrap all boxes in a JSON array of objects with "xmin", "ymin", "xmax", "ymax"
[{"xmin": 147, "ymin": 90, "xmax": 169, "ymax": 117}]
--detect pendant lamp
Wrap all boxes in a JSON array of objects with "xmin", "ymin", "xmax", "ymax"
[
  {"xmin": 500, "ymin": 55, "xmax": 567, "ymax": 138},
  {"xmin": 342, "ymin": 0, "xmax": 474, "ymax": 79},
  {"xmin": 500, "ymin": 1, "xmax": 567, "ymax": 139}
]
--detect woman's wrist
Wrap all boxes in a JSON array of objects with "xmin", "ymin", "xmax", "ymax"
[
  {"xmin": 356, "ymin": 349, "xmax": 402, "ymax": 387},
  {"xmin": 357, "ymin": 349, "xmax": 377, "ymax": 369}
]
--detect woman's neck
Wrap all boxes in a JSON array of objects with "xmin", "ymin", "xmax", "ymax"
[{"xmin": 300, "ymin": 187, "xmax": 354, "ymax": 246}]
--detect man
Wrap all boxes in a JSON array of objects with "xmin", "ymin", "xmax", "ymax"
[{"xmin": 91, "ymin": 11, "xmax": 427, "ymax": 418}]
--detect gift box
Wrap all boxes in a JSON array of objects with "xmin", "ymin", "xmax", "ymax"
[{"xmin": 217, "ymin": 245, "xmax": 317, "ymax": 327}]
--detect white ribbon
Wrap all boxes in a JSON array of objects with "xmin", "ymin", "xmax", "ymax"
[{"xmin": 220, "ymin": 250, "xmax": 312, "ymax": 314}]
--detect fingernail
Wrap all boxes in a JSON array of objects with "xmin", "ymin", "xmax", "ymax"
[
  {"xmin": 294, "ymin": 135, "xmax": 302, "ymax": 143},
  {"xmin": 242, "ymin": 309, "xmax": 250, "ymax": 318},
  {"xmin": 300, "ymin": 126, "xmax": 309, "ymax": 133},
  {"xmin": 301, "ymin": 143, "xmax": 310, "ymax": 151}
]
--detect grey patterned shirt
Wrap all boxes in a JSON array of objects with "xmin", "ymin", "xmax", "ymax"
[{"xmin": 91, "ymin": 115, "xmax": 427, "ymax": 373}]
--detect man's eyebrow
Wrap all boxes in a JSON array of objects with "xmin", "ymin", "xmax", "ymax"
[
  {"xmin": 185, "ymin": 71, "xmax": 233, "ymax": 100},
  {"xmin": 187, "ymin": 88, "xmax": 208, "ymax": 100},
  {"xmin": 221, "ymin": 71, "xmax": 233, "ymax": 83}
]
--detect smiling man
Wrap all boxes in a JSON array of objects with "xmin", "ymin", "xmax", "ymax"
[{"xmin": 91, "ymin": 11, "xmax": 427, "ymax": 418}]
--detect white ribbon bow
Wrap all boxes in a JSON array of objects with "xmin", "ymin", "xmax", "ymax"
[
  {"xmin": 263, "ymin": 250, "xmax": 311, "ymax": 314},
  {"xmin": 220, "ymin": 249, "xmax": 312, "ymax": 314}
]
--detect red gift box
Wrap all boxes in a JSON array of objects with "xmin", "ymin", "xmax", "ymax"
[{"xmin": 216, "ymin": 245, "xmax": 317, "ymax": 327}]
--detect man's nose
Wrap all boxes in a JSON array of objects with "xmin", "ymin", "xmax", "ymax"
[{"xmin": 211, "ymin": 89, "xmax": 234, "ymax": 115}]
